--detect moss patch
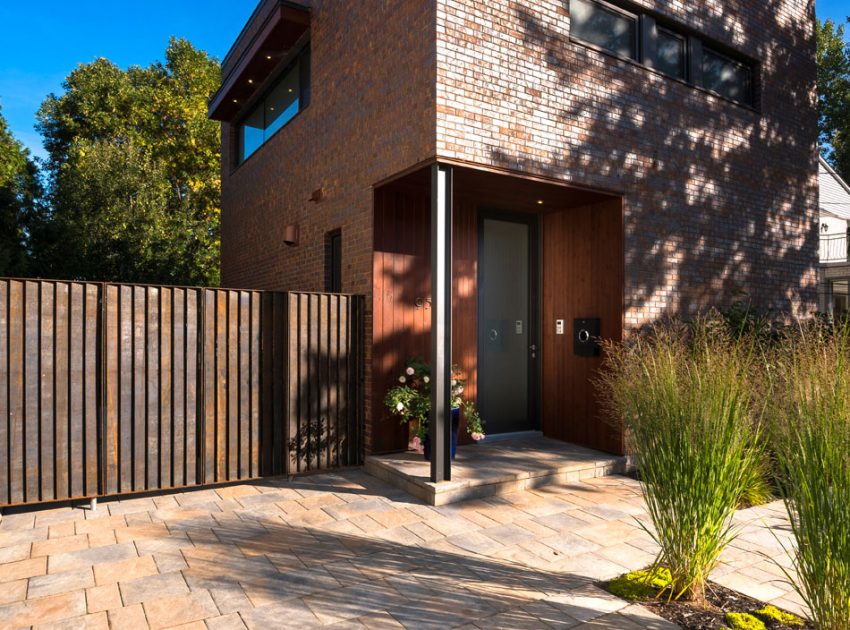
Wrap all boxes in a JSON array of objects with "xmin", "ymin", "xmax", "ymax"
[
  {"xmin": 726, "ymin": 612, "xmax": 767, "ymax": 630},
  {"xmin": 755, "ymin": 605, "xmax": 805, "ymax": 627},
  {"xmin": 607, "ymin": 567, "xmax": 672, "ymax": 601}
]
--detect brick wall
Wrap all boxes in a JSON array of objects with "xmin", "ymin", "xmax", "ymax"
[
  {"xmin": 435, "ymin": 0, "xmax": 820, "ymax": 325},
  {"xmin": 219, "ymin": 0, "xmax": 436, "ymax": 452},
  {"xmin": 221, "ymin": 0, "xmax": 819, "ymax": 452}
]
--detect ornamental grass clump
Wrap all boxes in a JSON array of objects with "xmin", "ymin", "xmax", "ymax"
[
  {"xmin": 599, "ymin": 318, "xmax": 761, "ymax": 605},
  {"xmin": 770, "ymin": 320, "xmax": 850, "ymax": 630}
]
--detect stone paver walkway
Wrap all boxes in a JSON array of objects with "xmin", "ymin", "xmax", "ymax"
[{"xmin": 0, "ymin": 470, "xmax": 801, "ymax": 629}]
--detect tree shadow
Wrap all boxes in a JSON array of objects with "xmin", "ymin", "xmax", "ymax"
[
  {"xmin": 169, "ymin": 470, "xmax": 641, "ymax": 628},
  {"xmin": 482, "ymin": 0, "xmax": 820, "ymax": 321}
]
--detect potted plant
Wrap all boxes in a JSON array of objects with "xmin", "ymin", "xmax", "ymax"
[{"xmin": 384, "ymin": 357, "xmax": 485, "ymax": 460}]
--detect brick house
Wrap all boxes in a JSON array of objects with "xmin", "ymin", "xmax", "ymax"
[
  {"xmin": 210, "ymin": 0, "xmax": 818, "ymax": 471},
  {"xmin": 818, "ymin": 156, "xmax": 850, "ymax": 315}
]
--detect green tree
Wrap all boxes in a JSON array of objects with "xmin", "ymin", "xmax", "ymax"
[
  {"xmin": 34, "ymin": 38, "xmax": 221, "ymax": 285},
  {"xmin": 818, "ymin": 19, "xmax": 850, "ymax": 180},
  {"xmin": 0, "ymin": 105, "xmax": 40, "ymax": 277}
]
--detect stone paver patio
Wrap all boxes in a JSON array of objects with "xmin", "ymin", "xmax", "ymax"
[{"xmin": 0, "ymin": 469, "xmax": 803, "ymax": 629}]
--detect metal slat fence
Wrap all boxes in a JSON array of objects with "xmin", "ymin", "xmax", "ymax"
[{"xmin": 0, "ymin": 279, "xmax": 364, "ymax": 508}]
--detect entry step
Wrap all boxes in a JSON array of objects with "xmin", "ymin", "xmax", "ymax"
[{"xmin": 364, "ymin": 436, "xmax": 631, "ymax": 506}]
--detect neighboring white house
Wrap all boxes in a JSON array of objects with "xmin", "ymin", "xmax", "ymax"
[{"xmin": 819, "ymin": 156, "xmax": 850, "ymax": 315}]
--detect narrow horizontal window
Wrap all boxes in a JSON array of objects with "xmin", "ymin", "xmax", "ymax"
[
  {"xmin": 702, "ymin": 47, "xmax": 753, "ymax": 105},
  {"xmin": 656, "ymin": 27, "xmax": 686, "ymax": 80},
  {"xmin": 571, "ymin": 0, "xmax": 637, "ymax": 60},
  {"xmin": 569, "ymin": 0, "xmax": 758, "ymax": 110},
  {"xmin": 237, "ymin": 46, "xmax": 310, "ymax": 165}
]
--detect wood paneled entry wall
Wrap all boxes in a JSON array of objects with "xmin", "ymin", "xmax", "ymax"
[
  {"xmin": 541, "ymin": 198, "xmax": 624, "ymax": 454},
  {"xmin": 372, "ymin": 167, "xmax": 624, "ymax": 456}
]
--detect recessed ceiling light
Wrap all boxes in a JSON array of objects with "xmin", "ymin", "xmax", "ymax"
[
  {"xmin": 536, "ymin": 200, "xmax": 544, "ymax": 205},
  {"xmin": 232, "ymin": 99, "xmax": 238, "ymax": 103},
  {"xmin": 266, "ymin": 55, "xmax": 272, "ymax": 60},
  {"xmin": 248, "ymin": 79, "xmax": 254, "ymax": 84},
  {"xmin": 288, "ymin": 88, "xmax": 293, "ymax": 93}
]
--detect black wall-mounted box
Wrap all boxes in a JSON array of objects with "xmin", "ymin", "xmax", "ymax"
[{"xmin": 573, "ymin": 318, "xmax": 601, "ymax": 357}]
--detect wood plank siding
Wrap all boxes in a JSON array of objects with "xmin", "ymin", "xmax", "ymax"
[
  {"xmin": 0, "ymin": 281, "xmax": 364, "ymax": 508},
  {"xmin": 372, "ymin": 168, "xmax": 624, "ymax": 455}
]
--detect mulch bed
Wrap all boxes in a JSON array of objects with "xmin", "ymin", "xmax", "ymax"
[{"xmin": 602, "ymin": 580, "xmax": 813, "ymax": 630}]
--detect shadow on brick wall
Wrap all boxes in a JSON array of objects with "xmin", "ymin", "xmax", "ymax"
[{"xmin": 487, "ymin": 0, "xmax": 820, "ymax": 320}]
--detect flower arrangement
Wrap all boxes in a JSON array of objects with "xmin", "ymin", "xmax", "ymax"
[{"xmin": 384, "ymin": 357, "xmax": 485, "ymax": 448}]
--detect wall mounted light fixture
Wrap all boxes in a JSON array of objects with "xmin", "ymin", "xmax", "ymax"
[{"xmin": 284, "ymin": 224, "xmax": 299, "ymax": 246}]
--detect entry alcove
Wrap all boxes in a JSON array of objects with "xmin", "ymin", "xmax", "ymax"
[{"xmin": 371, "ymin": 165, "xmax": 624, "ymax": 456}]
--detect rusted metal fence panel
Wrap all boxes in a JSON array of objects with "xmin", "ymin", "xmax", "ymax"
[
  {"xmin": 0, "ymin": 279, "xmax": 364, "ymax": 508},
  {"xmin": 199, "ymin": 288, "xmax": 263, "ymax": 485},
  {"xmin": 284, "ymin": 292, "xmax": 363, "ymax": 475},
  {"xmin": 0, "ymin": 280, "xmax": 100, "ymax": 505}
]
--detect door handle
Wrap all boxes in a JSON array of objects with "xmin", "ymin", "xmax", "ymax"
[
  {"xmin": 529, "ymin": 344, "xmax": 537, "ymax": 359},
  {"xmin": 489, "ymin": 329, "xmax": 499, "ymax": 342}
]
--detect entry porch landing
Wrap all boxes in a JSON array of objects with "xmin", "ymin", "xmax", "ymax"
[{"xmin": 365, "ymin": 436, "xmax": 630, "ymax": 506}]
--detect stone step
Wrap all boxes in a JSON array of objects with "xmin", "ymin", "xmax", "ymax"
[{"xmin": 364, "ymin": 436, "xmax": 631, "ymax": 506}]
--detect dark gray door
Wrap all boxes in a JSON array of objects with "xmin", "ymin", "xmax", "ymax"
[{"xmin": 478, "ymin": 216, "xmax": 536, "ymax": 434}]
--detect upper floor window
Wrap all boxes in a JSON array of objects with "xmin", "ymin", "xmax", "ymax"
[
  {"xmin": 237, "ymin": 46, "xmax": 310, "ymax": 165},
  {"xmin": 656, "ymin": 27, "xmax": 687, "ymax": 80},
  {"xmin": 569, "ymin": 0, "xmax": 756, "ymax": 108},
  {"xmin": 702, "ymin": 47, "xmax": 753, "ymax": 105},
  {"xmin": 571, "ymin": 0, "xmax": 637, "ymax": 60}
]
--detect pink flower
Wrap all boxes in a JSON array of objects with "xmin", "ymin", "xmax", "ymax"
[
  {"xmin": 406, "ymin": 367, "xmax": 415, "ymax": 376},
  {"xmin": 423, "ymin": 376, "xmax": 429, "ymax": 383},
  {"xmin": 457, "ymin": 386, "xmax": 464, "ymax": 394},
  {"xmin": 399, "ymin": 376, "xmax": 406, "ymax": 383},
  {"xmin": 410, "ymin": 436, "xmax": 422, "ymax": 450},
  {"xmin": 471, "ymin": 432, "xmax": 485, "ymax": 441}
]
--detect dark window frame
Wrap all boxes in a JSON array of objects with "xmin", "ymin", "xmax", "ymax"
[
  {"xmin": 325, "ymin": 229, "xmax": 342, "ymax": 293},
  {"xmin": 655, "ymin": 25, "xmax": 688, "ymax": 81},
  {"xmin": 568, "ymin": 0, "xmax": 758, "ymax": 109},
  {"xmin": 234, "ymin": 43, "xmax": 311, "ymax": 168},
  {"xmin": 569, "ymin": 0, "xmax": 640, "ymax": 61},
  {"xmin": 700, "ymin": 45, "xmax": 754, "ymax": 106}
]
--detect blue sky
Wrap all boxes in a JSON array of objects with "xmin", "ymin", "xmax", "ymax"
[
  {"xmin": 0, "ymin": 1, "xmax": 257, "ymax": 159},
  {"xmin": 1, "ymin": 1, "xmax": 848, "ymax": 160}
]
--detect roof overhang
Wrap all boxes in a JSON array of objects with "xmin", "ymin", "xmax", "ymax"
[{"xmin": 208, "ymin": 2, "xmax": 310, "ymax": 122}]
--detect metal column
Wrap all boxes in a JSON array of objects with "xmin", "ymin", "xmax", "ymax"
[{"xmin": 430, "ymin": 163, "xmax": 453, "ymax": 483}]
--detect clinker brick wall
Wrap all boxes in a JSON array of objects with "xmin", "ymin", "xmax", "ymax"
[
  {"xmin": 219, "ymin": 0, "xmax": 436, "ymax": 453},
  {"xmin": 221, "ymin": 0, "xmax": 818, "ymax": 452},
  {"xmin": 436, "ymin": 0, "xmax": 819, "ymax": 325}
]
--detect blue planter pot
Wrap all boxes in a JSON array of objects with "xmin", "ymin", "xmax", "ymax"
[{"xmin": 423, "ymin": 408, "xmax": 461, "ymax": 461}]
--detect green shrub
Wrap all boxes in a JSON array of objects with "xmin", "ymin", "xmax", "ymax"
[
  {"xmin": 725, "ymin": 612, "xmax": 767, "ymax": 630},
  {"xmin": 599, "ymin": 317, "xmax": 761, "ymax": 604},
  {"xmin": 607, "ymin": 567, "xmax": 672, "ymax": 600},
  {"xmin": 738, "ymin": 450, "xmax": 774, "ymax": 508},
  {"xmin": 754, "ymin": 604, "xmax": 804, "ymax": 627},
  {"xmin": 770, "ymin": 321, "xmax": 850, "ymax": 630}
]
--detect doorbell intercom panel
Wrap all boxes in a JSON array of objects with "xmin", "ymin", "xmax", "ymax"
[{"xmin": 573, "ymin": 318, "xmax": 601, "ymax": 357}]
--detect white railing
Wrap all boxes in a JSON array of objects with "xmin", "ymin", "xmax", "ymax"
[{"xmin": 821, "ymin": 234, "xmax": 849, "ymax": 263}]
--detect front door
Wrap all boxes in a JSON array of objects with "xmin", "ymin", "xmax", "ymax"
[{"xmin": 477, "ymin": 214, "xmax": 538, "ymax": 434}]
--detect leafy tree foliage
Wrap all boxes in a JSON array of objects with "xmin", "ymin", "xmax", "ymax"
[
  {"xmin": 34, "ymin": 38, "xmax": 221, "ymax": 285},
  {"xmin": 818, "ymin": 19, "xmax": 850, "ymax": 181},
  {"xmin": 0, "ymin": 106, "xmax": 40, "ymax": 277}
]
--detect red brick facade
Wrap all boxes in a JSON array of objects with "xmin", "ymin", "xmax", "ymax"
[
  {"xmin": 219, "ymin": 0, "xmax": 818, "ymax": 452},
  {"xmin": 435, "ymin": 0, "xmax": 819, "ymax": 325},
  {"xmin": 220, "ymin": 0, "xmax": 436, "ymax": 296}
]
